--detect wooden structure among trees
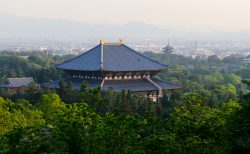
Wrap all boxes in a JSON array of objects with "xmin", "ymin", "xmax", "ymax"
[
  {"xmin": 0, "ymin": 77, "xmax": 35, "ymax": 91},
  {"xmin": 49, "ymin": 39, "xmax": 180, "ymax": 100}
]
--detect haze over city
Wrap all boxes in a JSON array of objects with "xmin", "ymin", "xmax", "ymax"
[
  {"xmin": 1, "ymin": 0, "xmax": 250, "ymax": 32},
  {"xmin": 1, "ymin": 0, "xmax": 250, "ymax": 58}
]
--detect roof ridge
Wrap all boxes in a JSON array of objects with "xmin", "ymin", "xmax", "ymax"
[
  {"xmin": 145, "ymin": 77, "xmax": 163, "ymax": 97},
  {"xmin": 145, "ymin": 77, "xmax": 163, "ymax": 88},
  {"xmin": 152, "ymin": 78, "xmax": 181, "ymax": 87},
  {"xmin": 103, "ymin": 43, "xmax": 121, "ymax": 45},
  {"xmin": 100, "ymin": 44, "xmax": 104, "ymax": 70}
]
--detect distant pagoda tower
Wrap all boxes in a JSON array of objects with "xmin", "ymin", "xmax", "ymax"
[
  {"xmin": 50, "ymin": 39, "xmax": 180, "ymax": 100},
  {"xmin": 163, "ymin": 39, "xmax": 174, "ymax": 54}
]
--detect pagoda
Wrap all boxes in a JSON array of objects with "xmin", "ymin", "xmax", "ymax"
[
  {"xmin": 163, "ymin": 39, "xmax": 174, "ymax": 54},
  {"xmin": 49, "ymin": 39, "xmax": 180, "ymax": 100}
]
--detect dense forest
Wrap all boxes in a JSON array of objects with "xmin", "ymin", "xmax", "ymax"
[{"xmin": 0, "ymin": 51, "xmax": 250, "ymax": 153}]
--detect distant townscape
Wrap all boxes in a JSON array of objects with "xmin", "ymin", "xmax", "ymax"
[{"xmin": 1, "ymin": 38, "xmax": 250, "ymax": 59}]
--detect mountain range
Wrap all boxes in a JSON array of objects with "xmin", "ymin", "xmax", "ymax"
[{"xmin": 0, "ymin": 13, "xmax": 250, "ymax": 40}]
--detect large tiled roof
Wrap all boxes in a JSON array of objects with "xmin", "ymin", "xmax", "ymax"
[{"xmin": 57, "ymin": 43, "xmax": 167, "ymax": 72}]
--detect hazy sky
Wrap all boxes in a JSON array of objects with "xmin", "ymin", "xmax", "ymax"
[{"xmin": 0, "ymin": 0, "xmax": 250, "ymax": 31}]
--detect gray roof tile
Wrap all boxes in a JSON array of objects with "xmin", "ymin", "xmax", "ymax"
[
  {"xmin": 57, "ymin": 43, "xmax": 167, "ymax": 72},
  {"xmin": 57, "ymin": 45, "xmax": 101, "ymax": 71},
  {"xmin": 102, "ymin": 79, "xmax": 158, "ymax": 91}
]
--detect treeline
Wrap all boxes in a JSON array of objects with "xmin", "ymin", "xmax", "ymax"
[
  {"xmin": 1, "ymin": 51, "xmax": 250, "ymax": 153},
  {"xmin": 0, "ymin": 81, "xmax": 250, "ymax": 153},
  {"xmin": 146, "ymin": 52, "xmax": 250, "ymax": 105},
  {"xmin": 0, "ymin": 52, "xmax": 72, "ymax": 83},
  {"xmin": 0, "ymin": 81, "xmax": 180, "ymax": 117},
  {"xmin": 1, "ymin": 51, "xmax": 250, "ymax": 106}
]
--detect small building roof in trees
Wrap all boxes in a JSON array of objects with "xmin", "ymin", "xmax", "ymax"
[
  {"xmin": 5, "ymin": 77, "xmax": 34, "ymax": 88},
  {"xmin": 57, "ymin": 41, "xmax": 167, "ymax": 72}
]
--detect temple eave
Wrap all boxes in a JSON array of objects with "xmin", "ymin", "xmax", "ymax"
[{"xmin": 43, "ymin": 77, "xmax": 180, "ymax": 92}]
